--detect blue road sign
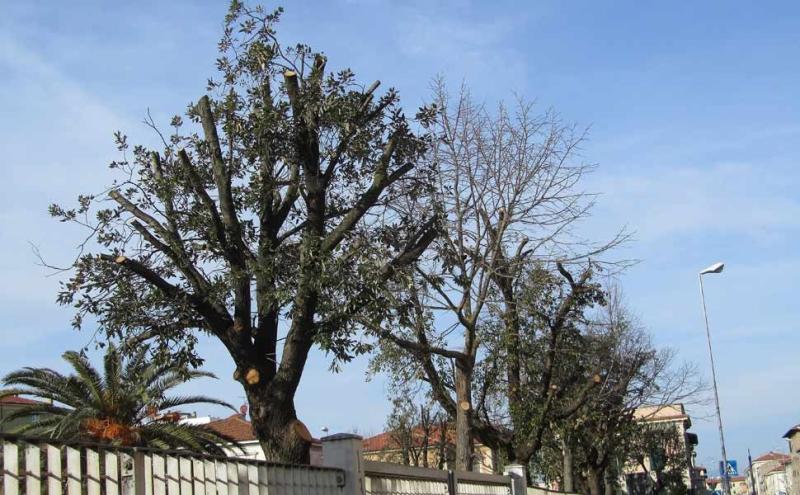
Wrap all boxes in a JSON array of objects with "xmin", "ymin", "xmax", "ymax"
[{"xmin": 719, "ymin": 460, "xmax": 738, "ymax": 476}]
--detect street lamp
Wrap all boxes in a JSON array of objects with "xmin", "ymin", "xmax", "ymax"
[{"xmin": 698, "ymin": 262, "xmax": 730, "ymax": 495}]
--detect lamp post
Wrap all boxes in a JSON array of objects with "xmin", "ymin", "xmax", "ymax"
[{"xmin": 699, "ymin": 262, "xmax": 730, "ymax": 495}]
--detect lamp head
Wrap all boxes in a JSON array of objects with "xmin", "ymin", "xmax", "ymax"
[{"xmin": 700, "ymin": 262, "xmax": 725, "ymax": 275}]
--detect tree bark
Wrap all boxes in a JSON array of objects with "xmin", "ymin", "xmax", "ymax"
[
  {"xmin": 562, "ymin": 438, "xmax": 575, "ymax": 493},
  {"xmin": 247, "ymin": 384, "xmax": 311, "ymax": 464},
  {"xmin": 454, "ymin": 359, "xmax": 474, "ymax": 471},
  {"xmin": 603, "ymin": 473, "xmax": 615, "ymax": 495},
  {"xmin": 586, "ymin": 468, "xmax": 605, "ymax": 495}
]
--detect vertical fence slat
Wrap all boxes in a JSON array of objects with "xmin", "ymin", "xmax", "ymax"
[
  {"xmin": 247, "ymin": 464, "xmax": 259, "ymax": 495},
  {"xmin": 106, "ymin": 450, "xmax": 120, "ymax": 495},
  {"xmin": 66, "ymin": 446, "xmax": 81, "ymax": 495},
  {"xmin": 227, "ymin": 461, "xmax": 239, "ymax": 494},
  {"xmin": 237, "ymin": 463, "xmax": 249, "ymax": 495},
  {"xmin": 166, "ymin": 455, "xmax": 180, "ymax": 495},
  {"xmin": 144, "ymin": 454, "xmax": 154, "ymax": 495},
  {"xmin": 119, "ymin": 452, "xmax": 134, "ymax": 495},
  {"xmin": 179, "ymin": 456, "xmax": 193, "ymax": 495},
  {"xmin": 47, "ymin": 443, "xmax": 63, "ymax": 495},
  {"xmin": 192, "ymin": 458, "xmax": 206, "ymax": 494},
  {"xmin": 204, "ymin": 459, "xmax": 218, "ymax": 495},
  {"xmin": 86, "ymin": 448, "xmax": 101, "ymax": 495},
  {"xmin": 134, "ymin": 452, "xmax": 155, "ymax": 495},
  {"xmin": 3, "ymin": 441, "xmax": 19, "ymax": 495},
  {"xmin": 277, "ymin": 466, "xmax": 285, "ymax": 495},
  {"xmin": 257, "ymin": 465, "xmax": 270, "ymax": 495},
  {"xmin": 25, "ymin": 443, "xmax": 42, "ymax": 495},
  {"xmin": 152, "ymin": 454, "xmax": 167, "ymax": 495},
  {"xmin": 215, "ymin": 459, "xmax": 230, "ymax": 495}
]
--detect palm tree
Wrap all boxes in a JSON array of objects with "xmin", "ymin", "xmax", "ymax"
[{"xmin": 0, "ymin": 344, "xmax": 237, "ymax": 455}]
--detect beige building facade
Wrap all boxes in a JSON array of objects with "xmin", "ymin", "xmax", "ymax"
[
  {"xmin": 621, "ymin": 404, "xmax": 701, "ymax": 495},
  {"xmin": 362, "ymin": 427, "xmax": 496, "ymax": 473},
  {"xmin": 746, "ymin": 452, "xmax": 791, "ymax": 495},
  {"xmin": 782, "ymin": 425, "xmax": 800, "ymax": 495}
]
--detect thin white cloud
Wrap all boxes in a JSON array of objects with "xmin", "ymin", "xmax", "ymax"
[{"xmin": 590, "ymin": 161, "xmax": 800, "ymax": 243}]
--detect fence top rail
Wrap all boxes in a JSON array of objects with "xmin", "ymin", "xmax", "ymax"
[
  {"xmin": 526, "ymin": 487, "xmax": 581, "ymax": 495},
  {"xmin": 364, "ymin": 461, "xmax": 510, "ymax": 486},
  {"xmin": 456, "ymin": 471, "xmax": 510, "ymax": 485},
  {"xmin": 0, "ymin": 433, "xmax": 343, "ymax": 473},
  {"xmin": 365, "ymin": 460, "xmax": 449, "ymax": 481}
]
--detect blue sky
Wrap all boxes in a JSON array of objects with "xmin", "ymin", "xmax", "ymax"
[{"xmin": 2, "ymin": 0, "xmax": 799, "ymax": 472}]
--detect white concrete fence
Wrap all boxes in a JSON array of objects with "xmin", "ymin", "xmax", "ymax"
[
  {"xmin": 0, "ymin": 432, "xmax": 543, "ymax": 495},
  {"xmin": 0, "ymin": 433, "xmax": 344, "ymax": 495}
]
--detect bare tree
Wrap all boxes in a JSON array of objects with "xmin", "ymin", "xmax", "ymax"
[
  {"xmin": 371, "ymin": 81, "xmax": 628, "ymax": 470},
  {"xmin": 384, "ymin": 398, "xmax": 449, "ymax": 468}
]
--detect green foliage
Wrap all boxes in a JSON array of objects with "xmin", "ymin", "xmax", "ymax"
[
  {"xmin": 625, "ymin": 423, "xmax": 691, "ymax": 495},
  {"xmin": 0, "ymin": 345, "xmax": 236, "ymax": 455},
  {"xmin": 49, "ymin": 1, "xmax": 436, "ymax": 368}
]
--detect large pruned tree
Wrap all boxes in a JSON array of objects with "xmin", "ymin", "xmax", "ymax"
[{"xmin": 49, "ymin": 2, "xmax": 437, "ymax": 463}]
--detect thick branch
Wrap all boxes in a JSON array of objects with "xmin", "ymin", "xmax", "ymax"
[
  {"xmin": 99, "ymin": 254, "xmax": 231, "ymax": 331},
  {"xmin": 197, "ymin": 95, "xmax": 253, "ymax": 264},
  {"xmin": 178, "ymin": 150, "xmax": 228, "ymax": 252},
  {"xmin": 322, "ymin": 138, "xmax": 409, "ymax": 253}
]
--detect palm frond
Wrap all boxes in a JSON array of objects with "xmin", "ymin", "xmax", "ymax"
[
  {"xmin": 62, "ymin": 351, "xmax": 105, "ymax": 407},
  {"xmin": 157, "ymin": 395, "xmax": 235, "ymax": 412},
  {"xmin": 4, "ymin": 344, "xmax": 232, "ymax": 455},
  {"xmin": 103, "ymin": 344, "xmax": 123, "ymax": 397}
]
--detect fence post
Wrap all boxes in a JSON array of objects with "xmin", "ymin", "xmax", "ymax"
[
  {"xmin": 132, "ymin": 451, "xmax": 146, "ymax": 495},
  {"xmin": 447, "ymin": 469, "xmax": 457, "ymax": 495},
  {"xmin": 503, "ymin": 464, "xmax": 527, "ymax": 495},
  {"xmin": 322, "ymin": 433, "xmax": 365, "ymax": 495}
]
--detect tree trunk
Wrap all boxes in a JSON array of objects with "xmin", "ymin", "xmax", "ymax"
[
  {"xmin": 247, "ymin": 384, "xmax": 311, "ymax": 464},
  {"xmin": 604, "ymin": 473, "xmax": 615, "ymax": 495},
  {"xmin": 587, "ymin": 468, "xmax": 604, "ymax": 495},
  {"xmin": 562, "ymin": 438, "xmax": 575, "ymax": 493},
  {"xmin": 454, "ymin": 360, "xmax": 474, "ymax": 471}
]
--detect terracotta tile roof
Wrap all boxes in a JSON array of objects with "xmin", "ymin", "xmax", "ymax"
[
  {"xmin": 0, "ymin": 396, "xmax": 43, "ymax": 405},
  {"xmin": 708, "ymin": 476, "xmax": 746, "ymax": 483},
  {"xmin": 362, "ymin": 430, "xmax": 398, "ymax": 452},
  {"xmin": 754, "ymin": 452, "xmax": 790, "ymax": 463},
  {"xmin": 206, "ymin": 414, "xmax": 258, "ymax": 442},
  {"xmin": 204, "ymin": 414, "xmax": 322, "ymax": 445},
  {"xmin": 362, "ymin": 425, "xmax": 461, "ymax": 452}
]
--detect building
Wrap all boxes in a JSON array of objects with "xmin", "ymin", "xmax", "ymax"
[
  {"xmin": 708, "ymin": 476, "xmax": 748, "ymax": 495},
  {"xmin": 783, "ymin": 425, "xmax": 800, "ymax": 495},
  {"xmin": 200, "ymin": 412, "xmax": 324, "ymax": 465},
  {"xmin": 361, "ymin": 426, "xmax": 496, "ymax": 473},
  {"xmin": 746, "ymin": 452, "xmax": 791, "ymax": 495},
  {"xmin": 0, "ymin": 395, "xmax": 45, "ymax": 433},
  {"xmin": 785, "ymin": 426, "xmax": 800, "ymax": 455},
  {"xmin": 692, "ymin": 466, "xmax": 709, "ymax": 493},
  {"xmin": 622, "ymin": 404, "xmax": 702, "ymax": 495}
]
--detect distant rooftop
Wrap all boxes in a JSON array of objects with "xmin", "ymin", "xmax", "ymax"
[
  {"xmin": 782, "ymin": 424, "xmax": 800, "ymax": 439},
  {"xmin": 753, "ymin": 451, "xmax": 791, "ymax": 463},
  {"xmin": 204, "ymin": 414, "xmax": 321, "ymax": 445}
]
